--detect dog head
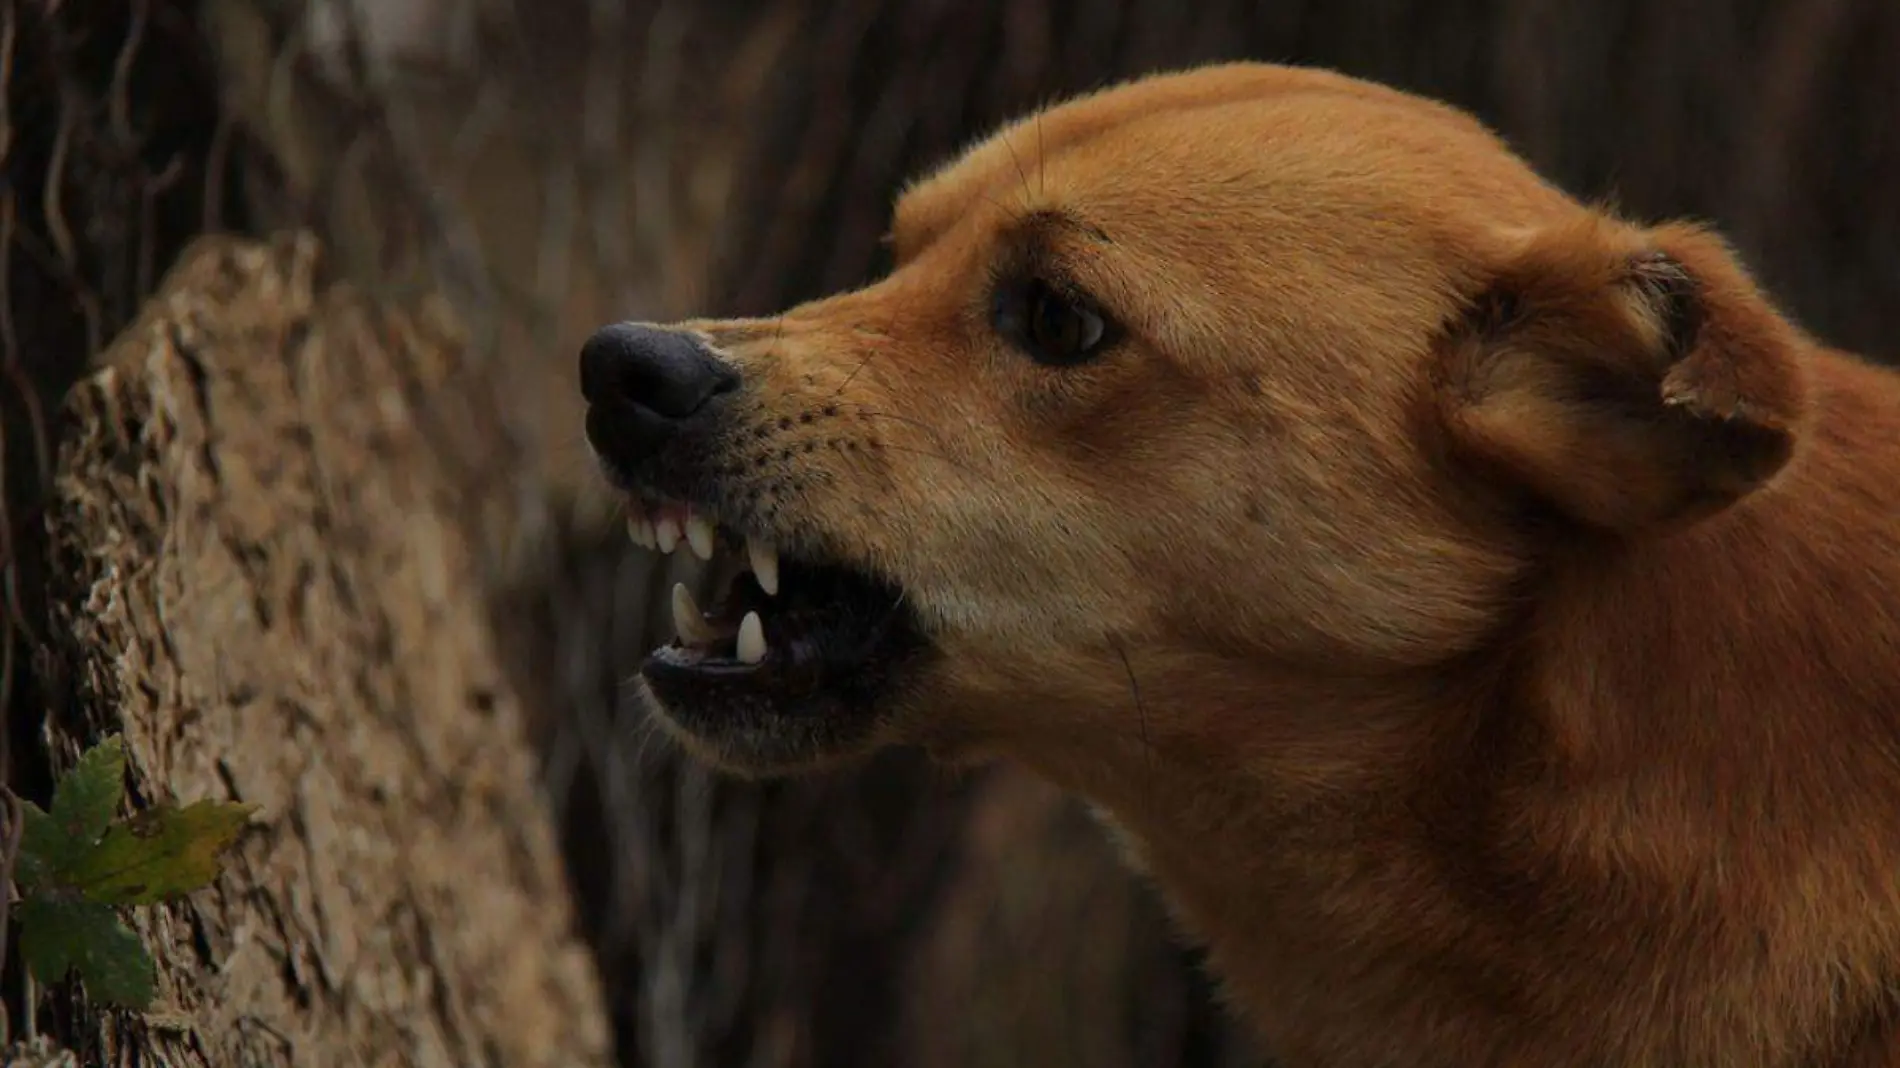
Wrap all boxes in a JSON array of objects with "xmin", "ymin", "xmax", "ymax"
[{"xmin": 580, "ymin": 63, "xmax": 1808, "ymax": 782}]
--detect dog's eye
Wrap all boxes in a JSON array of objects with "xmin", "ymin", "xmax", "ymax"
[{"xmin": 994, "ymin": 279, "xmax": 1110, "ymax": 367}]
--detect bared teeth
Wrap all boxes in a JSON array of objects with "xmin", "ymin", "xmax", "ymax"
[
  {"xmin": 670, "ymin": 583, "xmax": 721, "ymax": 644},
  {"xmin": 735, "ymin": 610, "xmax": 766, "ymax": 664},
  {"xmin": 632, "ymin": 501, "xmax": 776, "ymax": 590},
  {"xmin": 747, "ymin": 537, "xmax": 780, "ymax": 596},
  {"xmin": 625, "ymin": 500, "xmax": 658, "ymax": 550},
  {"xmin": 684, "ymin": 511, "xmax": 717, "ymax": 561},
  {"xmin": 654, "ymin": 514, "xmax": 682, "ymax": 554}
]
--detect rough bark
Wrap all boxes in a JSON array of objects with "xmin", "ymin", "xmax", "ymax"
[{"xmin": 32, "ymin": 233, "xmax": 611, "ymax": 1068}]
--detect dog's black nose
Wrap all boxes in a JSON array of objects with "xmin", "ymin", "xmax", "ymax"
[{"xmin": 580, "ymin": 322, "xmax": 739, "ymax": 421}]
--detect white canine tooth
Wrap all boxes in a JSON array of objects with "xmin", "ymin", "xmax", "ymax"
[
  {"xmin": 655, "ymin": 515, "xmax": 682, "ymax": 554},
  {"xmin": 747, "ymin": 537, "xmax": 780, "ymax": 596},
  {"xmin": 670, "ymin": 583, "xmax": 720, "ymax": 644},
  {"xmin": 735, "ymin": 611, "xmax": 766, "ymax": 665},
  {"xmin": 626, "ymin": 515, "xmax": 653, "ymax": 550},
  {"xmin": 684, "ymin": 513, "xmax": 717, "ymax": 561}
]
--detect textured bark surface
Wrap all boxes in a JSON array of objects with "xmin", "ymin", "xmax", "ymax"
[{"xmin": 34, "ymin": 234, "xmax": 611, "ymax": 1068}]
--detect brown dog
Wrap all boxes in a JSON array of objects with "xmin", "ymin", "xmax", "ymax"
[{"xmin": 578, "ymin": 63, "xmax": 1900, "ymax": 1067}]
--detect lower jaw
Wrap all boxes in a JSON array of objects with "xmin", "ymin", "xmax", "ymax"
[
  {"xmin": 635, "ymin": 627, "xmax": 932, "ymax": 774},
  {"xmin": 617, "ymin": 528, "xmax": 930, "ymax": 768},
  {"xmin": 635, "ymin": 672, "xmax": 889, "ymax": 776}
]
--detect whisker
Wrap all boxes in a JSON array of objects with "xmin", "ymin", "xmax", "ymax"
[
  {"xmin": 871, "ymin": 442, "xmax": 985, "ymax": 477},
  {"xmin": 1109, "ymin": 635, "xmax": 1156, "ymax": 801},
  {"xmin": 828, "ymin": 344, "xmax": 882, "ymax": 400},
  {"xmin": 1035, "ymin": 109, "xmax": 1047, "ymax": 197},
  {"xmin": 762, "ymin": 313, "xmax": 787, "ymax": 363},
  {"xmin": 835, "ymin": 407, "xmax": 979, "ymax": 471},
  {"xmin": 975, "ymin": 189, "xmax": 1030, "ymax": 228},
  {"xmin": 1003, "ymin": 132, "xmax": 1035, "ymax": 207},
  {"xmin": 831, "ymin": 402, "xmax": 951, "ymax": 439}
]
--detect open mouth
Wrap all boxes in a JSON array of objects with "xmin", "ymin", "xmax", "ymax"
[{"xmin": 625, "ymin": 498, "xmax": 925, "ymax": 754}]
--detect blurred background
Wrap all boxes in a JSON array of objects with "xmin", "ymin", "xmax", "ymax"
[{"xmin": 3, "ymin": 1, "xmax": 1896, "ymax": 1066}]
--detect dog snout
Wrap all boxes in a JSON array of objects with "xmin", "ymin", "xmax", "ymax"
[
  {"xmin": 581, "ymin": 322, "xmax": 741, "ymax": 478},
  {"xmin": 580, "ymin": 323, "xmax": 739, "ymax": 419}
]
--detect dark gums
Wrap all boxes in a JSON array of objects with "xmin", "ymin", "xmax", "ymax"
[{"xmin": 642, "ymin": 558, "xmax": 925, "ymax": 721}]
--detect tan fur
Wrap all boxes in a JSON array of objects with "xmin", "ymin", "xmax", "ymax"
[{"xmin": 637, "ymin": 64, "xmax": 1900, "ymax": 1066}]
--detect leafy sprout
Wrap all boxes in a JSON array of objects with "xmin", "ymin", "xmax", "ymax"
[{"xmin": 5, "ymin": 735, "xmax": 255, "ymax": 1010}]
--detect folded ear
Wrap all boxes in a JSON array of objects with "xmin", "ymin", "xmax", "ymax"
[{"xmin": 1434, "ymin": 217, "xmax": 1810, "ymax": 532}]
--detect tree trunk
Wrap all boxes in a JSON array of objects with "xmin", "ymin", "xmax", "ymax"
[{"xmin": 33, "ymin": 234, "xmax": 612, "ymax": 1068}]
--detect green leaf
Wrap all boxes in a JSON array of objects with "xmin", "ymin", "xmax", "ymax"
[
  {"xmin": 16, "ymin": 736, "xmax": 128, "ymax": 883},
  {"xmin": 16, "ymin": 800, "xmax": 63, "ymax": 889},
  {"xmin": 13, "ymin": 843, "xmax": 52, "ymax": 891},
  {"xmin": 65, "ymin": 799, "xmax": 256, "ymax": 906},
  {"xmin": 16, "ymin": 895, "xmax": 158, "ymax": 1010},
  {"xmin": 50, "ymin": 736, "xmax": 127, "ymax": 849}
]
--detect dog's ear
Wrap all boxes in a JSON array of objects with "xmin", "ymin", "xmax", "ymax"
[{"xmin": 1434, "ymin": 217, "xmax": 1809, "ymax": 532}]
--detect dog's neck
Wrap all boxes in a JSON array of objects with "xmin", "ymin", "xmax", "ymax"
[
  {"xmin": 1014, "ymin": 352, "xmax": 1900, "ymax": 1068},
  {"xmin": 1015, "ymin": 666, "xmax": 1501, "ymax": 1063}
]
